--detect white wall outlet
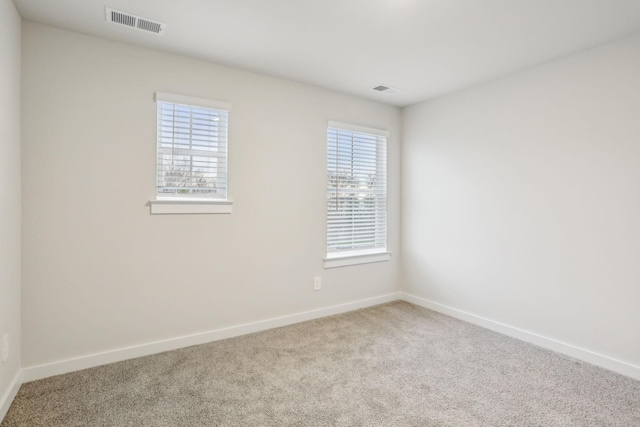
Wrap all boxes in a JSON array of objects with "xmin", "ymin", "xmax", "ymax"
[
  {"xmin": 2, "ymin": 334, "xmax": 8, "ymax": 363},
  {"xmin": 313, "ymin": 276, "xmax": 322, "ymax": 291}
]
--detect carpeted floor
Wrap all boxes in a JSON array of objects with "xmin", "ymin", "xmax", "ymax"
[{"xmin": 2, "ymin": 301, "xmax": 639, "ymax": 426}]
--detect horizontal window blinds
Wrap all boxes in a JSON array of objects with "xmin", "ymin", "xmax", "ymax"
[
  {"xmin": 327, "ymin": 124, "xmax": 387, "ymax": 255},
  {"xmin": 156, "ymin": 97, "xmax": 229, "ymax": 199}
]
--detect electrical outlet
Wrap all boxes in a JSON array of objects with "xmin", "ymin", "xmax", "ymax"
[
  {"xmin": 313, "ymin": 276, "xmax": 322, "ymax": 291},
  {"xmin": 2, "ymin": 334, "xmax": 8, "ymax": 363}
]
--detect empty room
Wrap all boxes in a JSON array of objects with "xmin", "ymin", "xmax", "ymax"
[{"xmin": 1, "ymin": 0, "xmax": 639, "ymax": 425}]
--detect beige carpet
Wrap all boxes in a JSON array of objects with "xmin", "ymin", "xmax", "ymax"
[{"xmin": 2, "ymin": 301, "xmax": 639, "ymax": 426}]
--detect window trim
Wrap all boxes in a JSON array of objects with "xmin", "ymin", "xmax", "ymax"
[
  {"xmin": 155, "ymin": 92, "xmax": 232, "ymax": 113},
  {"xmin": 149, "ymin": 199, "xmax": 233, "ymax": 215},
  {"xmin": 327, "ymin": 121, "xmax": 389, "ymax": 138},
  {"xmin": 324, "ymin": 250, "xmax": 391, "ymax": 269},
  {"xmin": 325, "ymin": 121, "xmax": 390, "ymax": 266},
  {"xmin": 150, "ymin": 92, "xmax": 232, "ymax": 214}
]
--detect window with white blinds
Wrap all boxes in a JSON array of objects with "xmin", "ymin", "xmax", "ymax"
[
  {"xmin": 327, "ymin": 121, "xmax": 388, "ymax": 257},
  {"xmin": 155, "ymin": 92, "xmax": 230, "ymax": 199}
]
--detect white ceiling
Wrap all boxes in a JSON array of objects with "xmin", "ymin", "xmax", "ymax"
[{"xmin": 14, "ymin": 0, "xmax": 640, "ymax": 107}]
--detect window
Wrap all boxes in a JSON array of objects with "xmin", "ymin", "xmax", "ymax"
[
  {"xmin": 150, "ymin": 92, "xmax": 232, "ymax": 214},
  {"xmin": 325, "ymin": 121, "xmax": 390, "ymax": 268}
]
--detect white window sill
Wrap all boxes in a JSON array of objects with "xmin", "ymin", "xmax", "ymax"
[
  {"xmin": 324, "ymin": 251, "xmax": 391, "ymax": 269},
  {"xmin": 149, "ymin": 199, "xmax": 233, "ymax": 214}
]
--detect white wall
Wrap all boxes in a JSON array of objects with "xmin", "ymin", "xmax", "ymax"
[
  {"xmin": 21, "ymin": 22, "xmax": 401, "ymax": 368},
  {"xmin": 402, "ymin": 34, "xmax": 640, "ymax": 370},
  {"xmin": 0, "ymin": 0, "xmax": 22, "ymax": 415}
]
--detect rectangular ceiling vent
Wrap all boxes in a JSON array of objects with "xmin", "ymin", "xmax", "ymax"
[
  {"xmin": 372, "ymin": 84, "xmax": 402, "ymax": 95},
  {"xmin": 105, "ymin": 7, "xmax": 166, "ymax": 35}
]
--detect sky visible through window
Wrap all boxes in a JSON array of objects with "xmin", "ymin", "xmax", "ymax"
[
  {"xmin": 327, "ymin": 127, "xmax": 387, "ymax": 254},
  {"xmin": 157, "ymin": 102, "xmax": 228, "ymax": 198}
]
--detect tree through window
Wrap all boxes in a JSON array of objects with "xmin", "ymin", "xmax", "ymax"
[{"xmin": 327, "ymin": 122, "xmax": 388, "ymax": 256}]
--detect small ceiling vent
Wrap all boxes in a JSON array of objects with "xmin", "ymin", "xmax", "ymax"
[
  {"xmin": 105, "ymin": 7, "xmax": 166, "ymax": 35},
  {"xmin": 372, "ymin": 84, "xmax": 402, "ymax": 95}
]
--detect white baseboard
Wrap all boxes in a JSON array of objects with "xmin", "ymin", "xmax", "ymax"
[
  {"xmin": 0, "ymin": 370, "xmax": 22, "ymax": 423},
  {"xmin": 17, "ymin": 291, "xmax": 640, "ymax": 388},
  {"xmin": 400, "ymin": 292, "xmax": 640, "ymax": 381},
  {"xmin": 22, "ymin": 292, "xmax": 401, "ymax": 383}
]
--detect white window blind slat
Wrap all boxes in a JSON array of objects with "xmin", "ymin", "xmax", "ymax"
[
  {"xmin": 156, "ymin": 95, "xmax": 229, "ymax": 199},
  {"xmin": 327, "ymin": 125, "xmax": 387, "ymax": 255}
]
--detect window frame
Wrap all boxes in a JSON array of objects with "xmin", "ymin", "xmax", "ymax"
[
  {"xmin": 324, "ymin": 121, "xmax": 391, "ymax": 268},
  {"xmin": 149, "ymin": 92, "xmax": 233, "ymax": 214}
]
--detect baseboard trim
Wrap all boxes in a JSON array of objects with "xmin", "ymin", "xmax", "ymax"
[
  {"xmin": 400, "ymin": 292, "xmax": 640, "ymax": 381},
  {"xmin": 0, "ymin": 370, "xmax": 22, "ymax": 423},
  {"xmin": 19, "ymin": 291, "xmax": 640, "ymax": 385},
  {"xmin": 22, "ymin": 292, "xmax": 401, "ymax": 383}
]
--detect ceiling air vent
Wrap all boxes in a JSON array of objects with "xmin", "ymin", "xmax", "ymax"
[
  {"xmin": 371, "ymin": 84, "xmax": 402, "ymax": 95},
  {"xmin": 105, "ymin": 7, "xmax": 166, "ymax": 35}
]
